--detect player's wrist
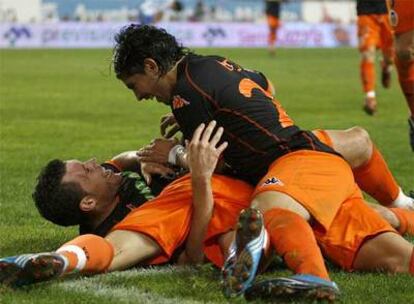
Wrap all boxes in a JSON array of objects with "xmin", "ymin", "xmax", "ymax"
[{"xmin": 168, "ymin": 144, "xmax": 186, "ymax": 166}]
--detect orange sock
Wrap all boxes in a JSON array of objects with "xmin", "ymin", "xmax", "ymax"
[
  {"xmin": 56, "ymin": 234, "xmax": 114, "ymax": 274},
  {"xmin": 389, "ymin": 208, "xmax": 414, "ymax": 236},
  {"xmin": 360, "ymin": 59, "xmax": 375, "ymax": 93},
  {"xmin": 396, "ymin": 58, "xmax": 414, "ymax": 115},
  {"xmin": 353, "ymin": 145, "xmax": 399, "ymax": 206},
  {"xmin": 263, "ymin": 208, "xmax": 330, "ymax": 280}
]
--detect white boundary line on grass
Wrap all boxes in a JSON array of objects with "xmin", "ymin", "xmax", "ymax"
[{"xmin": 57, "ymin": 266, "xmax": 219, "ymax": 304}]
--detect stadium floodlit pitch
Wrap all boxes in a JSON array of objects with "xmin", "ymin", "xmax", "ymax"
[{"xmin": 0, "ymin": 48, "xmax": 413, "ymax": 303}]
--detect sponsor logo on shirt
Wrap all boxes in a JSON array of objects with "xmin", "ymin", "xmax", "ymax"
[
  {"xmin": 172, "ymin": 95, "xmax": 190, "ymax": 110},
  {"xmin": 262, "ymin": 177, "xmax": 284, "ymax": 186}
]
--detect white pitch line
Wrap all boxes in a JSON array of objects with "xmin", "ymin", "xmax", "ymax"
[{"xmin": 57, "ymin": 266, "xmax": 220, "ymax": 304}]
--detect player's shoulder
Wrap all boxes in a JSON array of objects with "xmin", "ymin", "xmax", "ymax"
[
  {"xmin": 184, "ymin": 54, "xmax": 244, "ymax": 86},
  {"xmin": 185, "ymin": 54, "xmax": 228, "ymax": 74}
]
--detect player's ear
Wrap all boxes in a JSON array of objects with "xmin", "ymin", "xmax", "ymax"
[
  {"xmin": 79, "ymin": 195, "xmax": 97, "ymax": 212},
  {"xmin": 143, "ymin": 58, "xmax": 160, "ymax": 76}
]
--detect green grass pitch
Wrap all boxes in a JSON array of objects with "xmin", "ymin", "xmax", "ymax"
[{"xmin": 0, "ymin": 47, "xmax": 413, "ymax": 303}]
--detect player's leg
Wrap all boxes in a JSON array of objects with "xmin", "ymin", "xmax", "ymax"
[
  {"xmin": 313, "ymin": 191, "xmax": 413, "ymax": 275},
  {"xmin": 379, "ymin": 14, "xmax": 395, "ymax": 89},
  {"xmin": 358, "ymin": 15, "xmax": 379, "ymax": 114},
  {"xmin": 232, "ymin": 191, "xmax": 339, "ymax": 301},
  {"xmin": 0, "ymin": 231, "xmax": 161, "ymax": 288},
  {"xmin": 0, "ymin": 175, "xmax": 197, "ymax": 288},
  {"xmin": 353, "ymin": 232, "xmax": 413, "ymax": 274},
  {"xmin": 223, "ymin": 152, "xmax": 344, "ymax": 300},
  {"xmin": 266, "ymin": 14, "xmax": 279, "ymax": 55},
  {"xmin": 59, "ymin": 231, "xmax": 160, "ymax": 273},
  {"xmin": 395, "ymin": 30, "xmax": 414, "ymax": 150},
  {"xmin": 368, "ymin": 203, "xmax": 414, "ymax": 236},
  {"xmin": 313, "ymin": 128, "xmax": 413, "ymax": 209}
]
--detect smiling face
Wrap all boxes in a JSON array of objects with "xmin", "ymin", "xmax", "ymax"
[
  {"xmin": 62, "ymin": 159, "xmax": 122, "ymax": 212},
  {"xmin": 120, "ymin": 58, "xmax": 175, "ymax": 105}
]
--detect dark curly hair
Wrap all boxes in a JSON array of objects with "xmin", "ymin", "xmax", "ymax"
[
  {"xmin": 113, "ymin": 24, "xmax": 191, "ymax": 78},
  {"xmin": 32, "ymin": 159, "xmax": 87, "ymax": 226}
]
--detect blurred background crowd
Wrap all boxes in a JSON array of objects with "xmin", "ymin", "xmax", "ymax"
[{"xmin": 0, "ymin": 0, "xmax": 356, "ymax": 25}]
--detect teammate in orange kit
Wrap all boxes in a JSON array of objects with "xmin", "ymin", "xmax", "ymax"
[
  {"xmin": 387, "ymin": 0, "xmax": 414, "ymax": 150},
  {"xmin": 356, "ymin": 0, "xmax": 394, "ymax": 115}
]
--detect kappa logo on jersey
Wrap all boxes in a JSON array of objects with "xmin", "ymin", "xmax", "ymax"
[
  {"xmin": 172, "ymin": 95, "xmax": 190, "ymax": 109},
  {"xmin": 263, "ymin": 177, "xmax": 284, "ymax": 186}
]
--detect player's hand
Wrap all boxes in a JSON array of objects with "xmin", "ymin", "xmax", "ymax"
[
  {"xmin": 160, "ymin": 113, "xmax": 181, "ymax": 138},
  {"xmin": 137, "ymin": 138, "xmax": 179, "ymax": 164},
  {"xmin": 187, "ymin": 121, "xmax": 227, "ymax": 180},
  {"xmin": 140, "ymin": 162, "xmax": 175, "ymax": 184}
]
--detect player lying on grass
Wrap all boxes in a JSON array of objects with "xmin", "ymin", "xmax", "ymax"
[
  {"xmin": 0, "ymin": 122, "xmax": 252, "ymax": 287},
  {"xmin": 0, "ymin": 121, "xmax": 413, "ymax": 294},
  {"xmin": 113, "ymin": 24, "xmax": 414, "ymax": 301}
]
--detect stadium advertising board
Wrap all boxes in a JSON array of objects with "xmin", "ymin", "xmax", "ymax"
[{"xmin": 0, "ymin": 22, "xmax": 357, "ymax": 48}]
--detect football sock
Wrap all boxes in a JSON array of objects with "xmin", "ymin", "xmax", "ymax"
[
  {"xmin": 395, "ymin": 57, "xmax": 414, "ymax": 115},
  {"xmin": 361, "ymin": 60, "xmax": 375, "ymax": 93},
  {"xmin": 391, "ymin": 188, "xmax": 414, "ymax": 209},
  {"xmin": 353, "ymin": 145, "xmax": 399, "ymax": 206},
  {"xmin": 410, "ymin": 249, "xmax": 414, "ymax": 275},
  {"xmin": 263, "ymin": 208, "xmax": 330, "ymax": 280},
  {"xmin": 56, "ymin": 234, "xmax": 114, "ymax": 274},
  {"xmin": 388, "ymin": 208, "xmax": 414, "ymax": 236}
]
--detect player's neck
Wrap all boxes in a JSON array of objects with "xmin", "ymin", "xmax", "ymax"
[{"xmin": 87, "ymin": 195, "xmax": 120, "ymax": 230}]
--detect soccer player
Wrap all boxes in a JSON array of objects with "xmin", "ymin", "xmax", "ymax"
[
  {"xmin": 387, "ymin": 0, "xmax": 414, "ymax": 150},
  {"xmin": 264, "ymin": 0, "xmax": 284, "ymax": 55},
  {"xmin": 0, "ymin": 122, "xmax": 251, "ymax": 287},
  {"xmin": 113, "ymin": 24, "xmax": 414, "ymax": 301},
  {"xmin": 356, "ymin": 0, "xmax": 394, "ymax": 115}
]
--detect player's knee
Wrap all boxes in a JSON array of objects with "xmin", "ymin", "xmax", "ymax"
[
  {"xmin": 354, "ymin": 232, "xmax": 412, "ymax": 273},
  {"xmin": 346, "ymin": 126, "xmax": 373, "ymax": 168},
  {"xmin": 370, "ymin": 204, "xmax": 400, "ymax": 229},
  {"xmin": 380, "ymin": 254, "xmax": 409, "ymax": 273}
]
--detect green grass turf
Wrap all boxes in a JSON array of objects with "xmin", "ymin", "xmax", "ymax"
[{"xmin": 0, "ymin": 47, "xmax": 413, "ymax": 303}]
